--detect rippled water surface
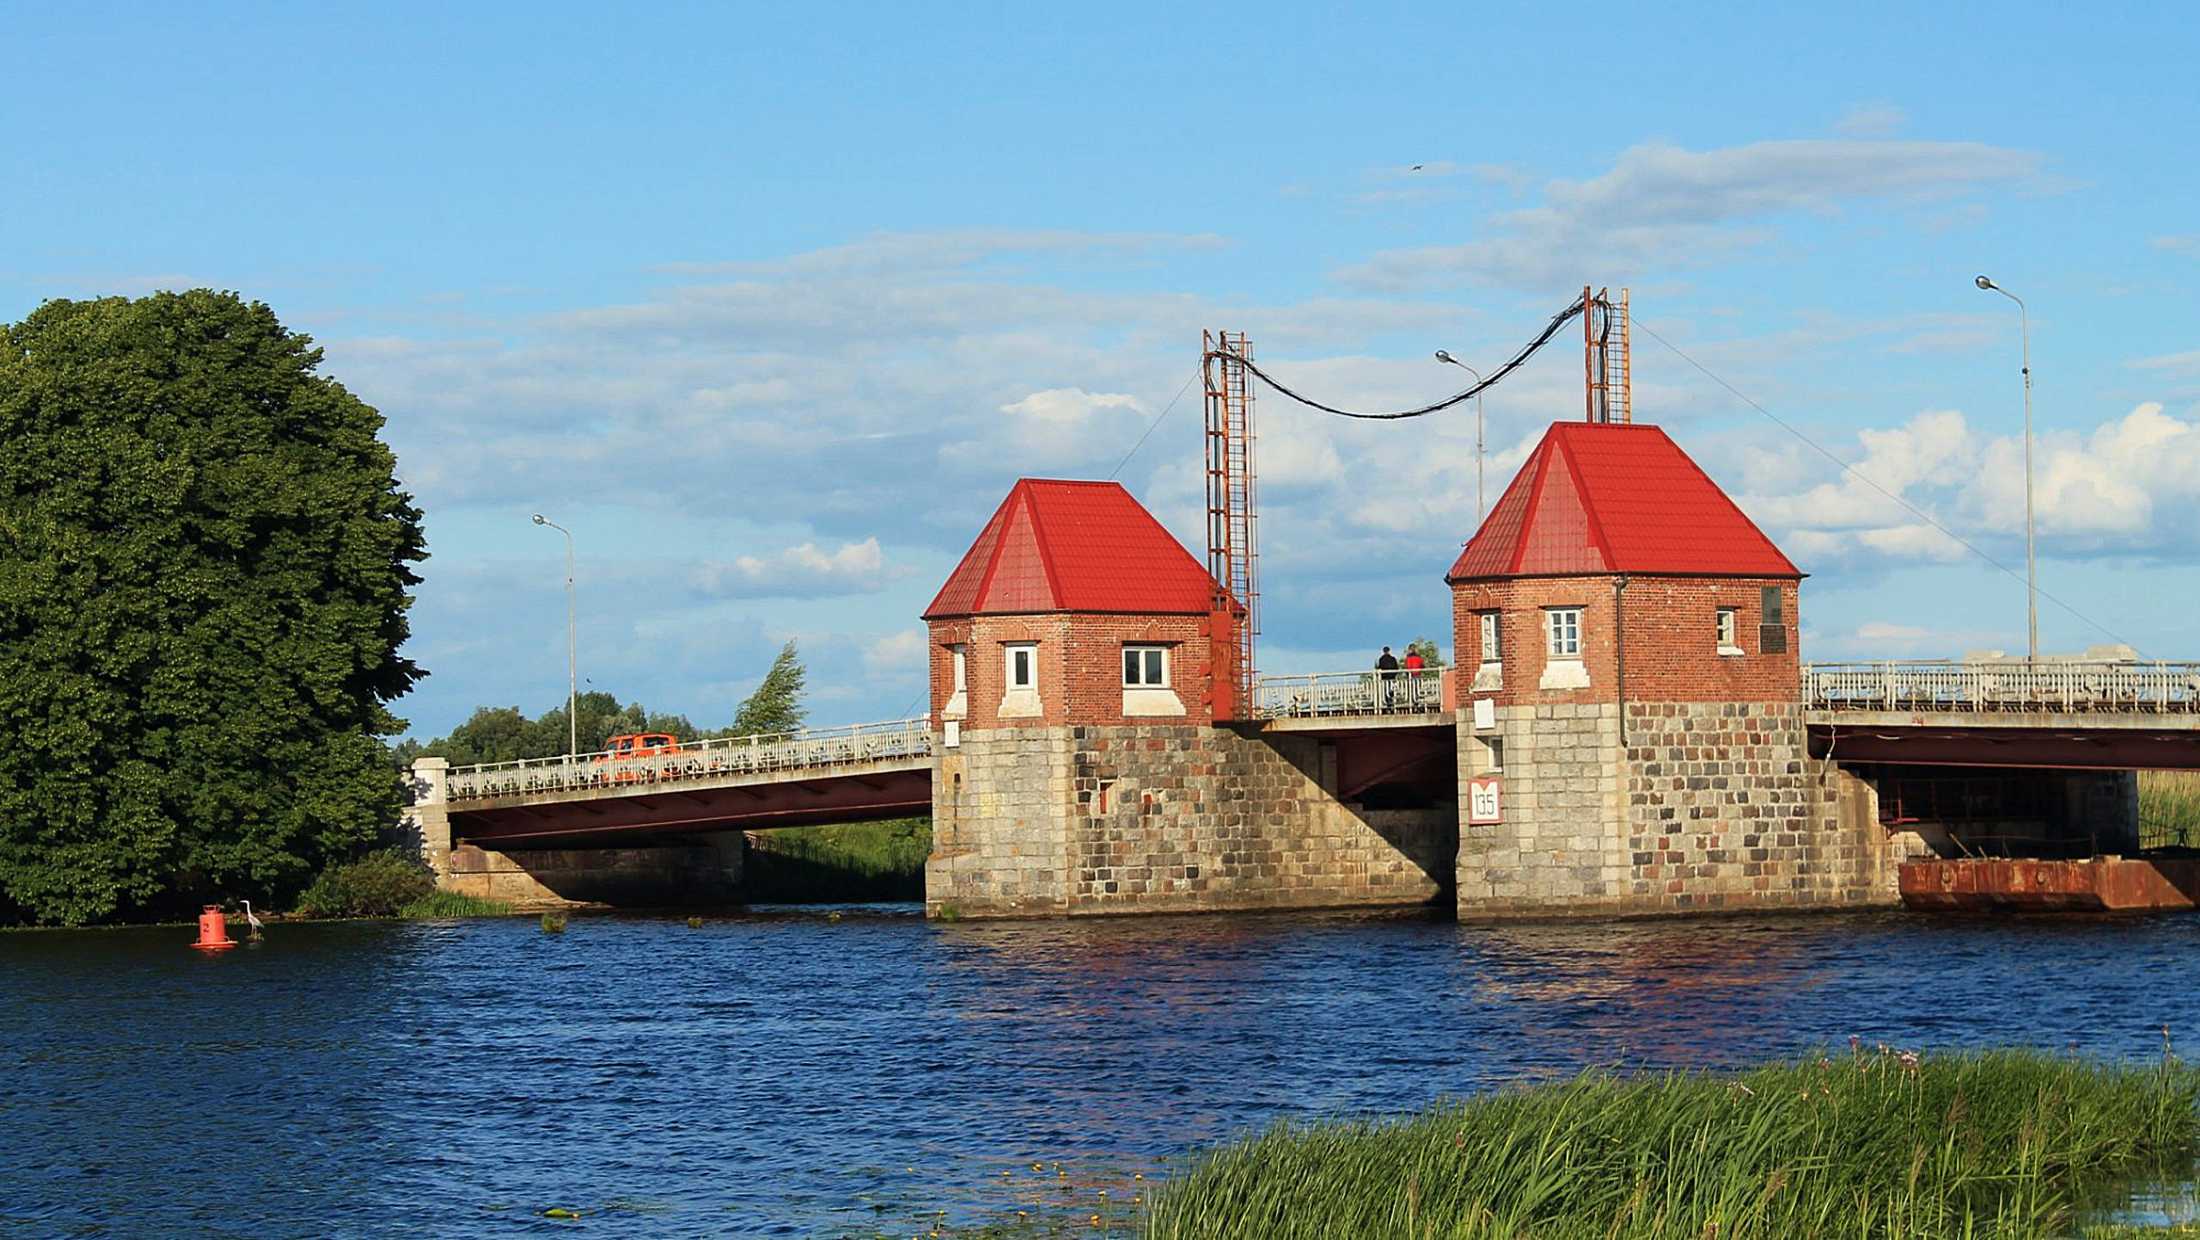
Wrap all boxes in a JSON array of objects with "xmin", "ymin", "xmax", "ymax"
[{"xmin": 6, "ymin": 906, "xmax": 2200, "ymax": 1236}]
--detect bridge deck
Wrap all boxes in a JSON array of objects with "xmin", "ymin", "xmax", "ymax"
[{"xmin": 446, "ymin": 719, "xmax": 933, "ymax": 805}]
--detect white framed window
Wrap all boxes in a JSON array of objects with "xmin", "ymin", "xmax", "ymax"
[
  {"xmin": 1716, "ymin": 608, "xmax": 1741, "ymax": 655},
  {"xmin": 1478, "ymin": 612, "xmax": 1502, "ymax": 664},
  {"xmin": 951, "ymin": 644, "xmax": 968, "ymax": 693},
  {"xmin": 1545, "ymin": 607, "xmax": 1582, "ymax": 658},
  {"xmin": 1122, "ymin": 644, "xmax": 1169, "ymax": 688},
  {"xmin": 1004, "ymin": 643, "xmax": 1036, "ymax": 690}
]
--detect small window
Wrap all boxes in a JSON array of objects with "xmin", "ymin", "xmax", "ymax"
[
  {"xmin": 1005, "ymin": 643, "xmax": 1036, "ymax": 689},
  {"xmin": 1716, "ymin": 608, "xmax": 1740, "ymax": 654},
  {"xmin": 1483, "ymin": 735, "xmax": 1505, "ymax": 772},
  {"xmin": 1122, "ymin": 645, "xmax": 1168, "ymax": 688},
  {"xmin": 1546, "ymin": 607, "xmax": 1582, "ymax": 658},
  {"xmin": 950, "ymin": 645, "xmax": 967, "ymax": 693},
  {"xmin": 1759, "ymin": 586, "xmax": 1788, "ymax": 655},
  {"xmin": 1478, "ymin": 612, "xmax": 1502, "ymax": 664}
]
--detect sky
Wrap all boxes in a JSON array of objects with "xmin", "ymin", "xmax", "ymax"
[{"xmin": 6, "ymin": 2, "xmax": 2197, "ymax": 741}]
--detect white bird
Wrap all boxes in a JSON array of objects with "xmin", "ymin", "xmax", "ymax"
[{"xmin": 241, "ymin": 899, "xmax": 265, "ymax": 940}]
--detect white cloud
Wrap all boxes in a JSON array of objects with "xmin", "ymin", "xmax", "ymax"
[
  {"xmin": 2132, "ymin": 348, "xmax": 2200, "ymax": 374},
  {"xmin": 1833, "ymin": 103, "xmax": 1908, "ymax": 138},
  {"xmin": 1741, "ymin": 403, "xmax": 2200, "ymax": 568},
  {"xmin": 1336, "ymin": 138, "xmax": 2044, "ymax": 291},
  {"xmin": 692, "ymin": 538, "xmax": 893, "ymax": 598},
  {"xmin": 861, "ymin": 629, "xmax": 927, "ymax": 675}
]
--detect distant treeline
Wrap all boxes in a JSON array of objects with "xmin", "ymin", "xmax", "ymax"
[{"xmin": 395, "ymin": 641, "xmax": 807, "ymax": 767}]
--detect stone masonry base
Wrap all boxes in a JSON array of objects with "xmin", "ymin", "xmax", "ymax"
[
  {"xmin": 928, "ymin": 724, "xmax": 1455, "ymax": 918},
  {"xmin": 1458, "ymin": 700, "xmax": 1902, "ymax": 918}
]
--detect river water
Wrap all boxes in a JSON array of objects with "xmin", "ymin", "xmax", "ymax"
[{"xmin": 5, "ymin": 905, "xmax": 2199, "ymax": 1236}]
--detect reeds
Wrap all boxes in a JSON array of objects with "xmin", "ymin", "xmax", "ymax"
[
  {"xmin": 396, "ymin": 890, "xmax": 510, "ymax": 919},
  {"xmin": 2141, "ymin": 771, "xmax": 2200, "ymax": 850},
  {"xmin": 1144, "ymin": 1047, "xmax": 2200, "ymax": 1239}
]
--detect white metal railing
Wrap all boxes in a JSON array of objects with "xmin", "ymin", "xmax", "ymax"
[
  {"xmin": 1254, "ymin": 669, "xmax": 1446, "ymax": 719},
  {"xmin": 444, "ymin": 718, "xmax": 935, "ymax": 802},
  {"xmin": 1803, "ymin": 661, "xmax": 2200, "ymax": 714}
]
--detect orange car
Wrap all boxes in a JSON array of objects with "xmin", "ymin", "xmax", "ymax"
[{"xmin": 593, "ymin": 732, "xmax": 685, "ymax": 782}]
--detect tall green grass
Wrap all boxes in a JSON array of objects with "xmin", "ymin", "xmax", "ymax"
[
  {"xmin": 2141, "ymin": 771, "xmax": 2200, "ymax": 850},
  {"xmin": 397, "ymin": 890, "xmax": 510, "ymax": 919},
  {"xmin": 1145, "ymin": 1048, "xmax": 2200, "ymax": 1239},
  {"xmin": 744, "ymin": 818, "xmax": 930, "ymax": 901}
]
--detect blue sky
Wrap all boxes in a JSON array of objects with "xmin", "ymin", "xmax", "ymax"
[{"xmin": 7, "ymin": 2, "xmax": 2197, "ymax": 739}]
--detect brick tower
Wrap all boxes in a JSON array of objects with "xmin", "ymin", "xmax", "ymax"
[
  {"xmin": 921, "ymin": 478, "xmax": 1454, "ymax": 918},
  {"xmin": 1447, "ymin": 422, "xmax": 1893, "ymax": 915},
  {"xmin": 921, "ymin": 479, "xmax": 1237, "ymax": 915}
]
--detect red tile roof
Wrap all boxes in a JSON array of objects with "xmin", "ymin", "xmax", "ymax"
[
  {"xmin": 1448, "ymin": 422, "xmax": 1801, "ymax": 581},
  {"xmin": 924, "ymin": 479, "xmax": 1224, "ymax": 618}
]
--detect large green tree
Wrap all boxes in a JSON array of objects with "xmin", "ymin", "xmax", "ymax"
[{"xmin": 0, "ymin": 291, "xmax": 426, "ymax": 924}]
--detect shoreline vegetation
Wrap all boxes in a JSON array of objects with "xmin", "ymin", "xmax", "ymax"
[
  {"xmin": 744, "ymin": 818, "xmax": 930, "ymax": 902},
  {"xmin": 2142, "ymin": 772, "xmax": 2200, "ymax": 850},
  {"xmin": 1132, "ymin": 1048, "xmax": 2200, "ymax": 1239}
]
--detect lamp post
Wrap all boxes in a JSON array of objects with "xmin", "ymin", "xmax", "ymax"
[
  {"xmin": 1974, "ymin": 275, "xmax": 2037, "ymax": 663},
  {"xmin": 1434, "ymin": 350, "xmax": 1487, "ymax": 520},
  {"xmin": 531, "ymin": 513, "xmax": 578, "ymax": 757}
]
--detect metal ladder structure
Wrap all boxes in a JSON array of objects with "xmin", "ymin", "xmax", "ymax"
[
  {"xmin": 1583, "ymin": 285, "xmax": 1631, "ymax": 424},
  {"xmin": 1203, "ymin": 329, "xmax": 1259, "ymax": 712}
]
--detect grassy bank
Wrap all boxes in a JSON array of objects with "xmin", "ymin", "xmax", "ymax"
[
  {"xmin": 1144, "ymin": 1048, "xmax": 2200, "ymax": 1239},
  {"xmin": 2142, "ymin": 771, "xmax": 2200, "ymax": 850},
  {"xmin": 744, "ymin": 818, "xmax": 930, "ymax": 901}
]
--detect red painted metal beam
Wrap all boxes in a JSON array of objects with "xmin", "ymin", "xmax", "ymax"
[
  {"xmin": 452, "ymin": 768, "xmax": 932, "ymax": 848},
  {"xmin": 1810, "ymin": 724, "xmax": 2200, "ymax": 771}
]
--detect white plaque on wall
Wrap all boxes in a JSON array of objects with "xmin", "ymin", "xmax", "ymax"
[
  {"xmin": 1472, "ymin": 698, "xmax": 1496, "ymax": 731},
  {"xmin": 1468, "ymin": 775, "xmax": 1502, "ymax": 825},
  {"xmin": 943, "ymin": 720, "xmax": 960, "ymax": 749}
]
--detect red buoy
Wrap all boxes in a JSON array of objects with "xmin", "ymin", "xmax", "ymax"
[{"xmin": 193, "ymin": 905, "xmax": 237, "ymax": 951}]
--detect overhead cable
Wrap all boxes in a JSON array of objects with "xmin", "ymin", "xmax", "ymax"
[{"xmin": 1206, "ymin": 291, "xmax": 1598, "ymax": 420}]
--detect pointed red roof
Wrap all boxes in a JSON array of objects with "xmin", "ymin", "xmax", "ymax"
[
  {"xmin": 1448, "ymin": 422, "xmax": 1801, "ymax": 581},
  {"xmin": 924, "ymin": 479, "xmax": 1223, "ymax": 619}
]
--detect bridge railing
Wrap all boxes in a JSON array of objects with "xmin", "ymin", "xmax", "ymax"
[
  {"xmin": 1253, "ymin": 669, "xmax": 1446, "ymax": 719},
  {"xmin": 1803, "ymin": 661, "xmax": 2200, "ymax": 714},
  {"xmin": 444, "ymin": 718, "xmax": 935, "ymax": 802}
]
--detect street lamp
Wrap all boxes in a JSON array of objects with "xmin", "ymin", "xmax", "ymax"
[
  {"xmin": 1974, "ymin": 275, "xmax": 2037, "ymax": 663},
  {"xmin": 531, "ymin": 513, "xmax": 579, "ymax": 757},
  {"xmin": 1435, "ymin": 350, "xmax": 1488, "ymax": 520}
]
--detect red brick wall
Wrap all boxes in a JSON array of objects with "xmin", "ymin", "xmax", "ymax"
[
  {"xmin": 1450, "ymin": 575, "xmax": 1800, "ymax": 707},
  {"xmin": 928, "ymin": 611, "xmax": 1225, "ymax": 728}
]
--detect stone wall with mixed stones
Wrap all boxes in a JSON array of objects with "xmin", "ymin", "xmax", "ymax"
[
  {"xmin": 1065, "ymin": 724, "xmax": 1453, "ymax": 914},
  {"xmin": 926, "ymin": 727, "xmax": 1077, "ymax": 917},
  {"xmin": 1457, "ymin": 700, "xmax": 1903, "ymax": 916},
  {"xmin": 926, "ymin": 723, "xmax": 1454, "ymax": 917},
  {"xmin": 1622, "ymin": 701, "xmax": 1896, "ymax": 911},
  {"xmin": 1457, "ymin": 703, "xmax": 1629, "ymax": 914}
]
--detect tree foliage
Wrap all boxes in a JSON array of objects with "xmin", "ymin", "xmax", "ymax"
[
  {"xmin": 729, "ymin": 640, "xmax": 807, "ymax": 737},
  {"xmin": 1406, "ymin": 637, "xmax": 1447, "ymax": 669},
  {"xmin": 0, "ymin": 291, "xmax": 425, "ymax": 924}
]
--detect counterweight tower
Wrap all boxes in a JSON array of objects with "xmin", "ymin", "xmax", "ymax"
[{"xmin": 1202, "ymin": 329, "xmax": 1258, "ymax": 710}]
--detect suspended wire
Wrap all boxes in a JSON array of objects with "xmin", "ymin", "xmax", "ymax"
[
  {"xmin": 1632, "ymin": 316, "xmax": 2142, "ymax": 654},
  {"xmin": 1209, "ymin": 291, "xmax": 1598, "ymax": 420},
  {"xmin": 1109, "ymin": 368, "xmax": 1201, "ymax": 480}
]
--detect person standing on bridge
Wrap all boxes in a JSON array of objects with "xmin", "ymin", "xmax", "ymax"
[
  {"xmin": 1376, "ymin": 645, "xmax": 1400, "ymax": 709},
  {"xmin": 1401, "ymin": 645, "xmax": 1425, "ymax": 708}
]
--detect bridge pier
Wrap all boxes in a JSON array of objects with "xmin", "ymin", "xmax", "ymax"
[
  {"xmin": 926, "ymin": 723, "xmax": 1455, "ymax": 919},
  {"xmin": 404, "ymin": 756, "xmax": 454, "ymax": 878}
]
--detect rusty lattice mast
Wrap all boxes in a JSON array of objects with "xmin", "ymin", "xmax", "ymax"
[
  {"xmin": 1583, "ymin": 285, "xmax": 1632, "ymax": 423},
  {"xmin": 1202, "ymin": 330, "xmax": 1258, "ymax": 710}
]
